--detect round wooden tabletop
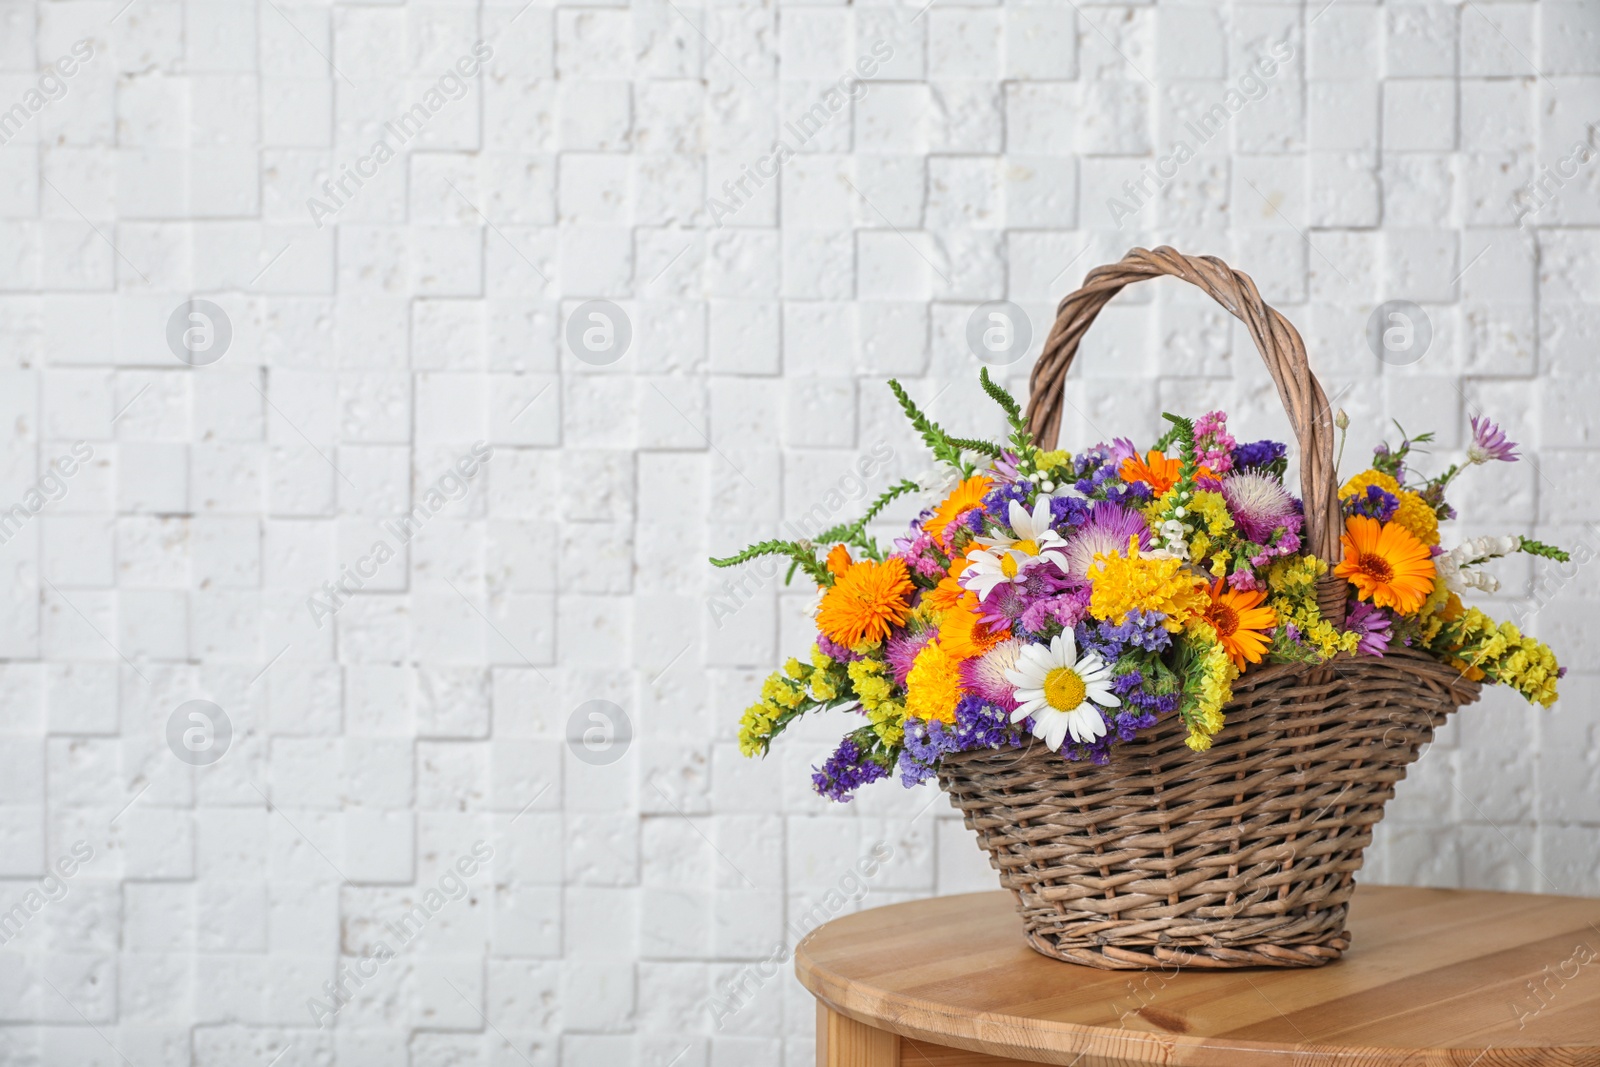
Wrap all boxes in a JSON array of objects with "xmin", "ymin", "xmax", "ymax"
[{"xmin": 796, "ymin": 885, "xmax": 1600, "ymax": 1066}]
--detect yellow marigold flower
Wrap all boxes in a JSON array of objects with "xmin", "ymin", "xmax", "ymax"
[
  {"xmin": 1088, "ymin": 539, "xmax": 1208, "ymax": 630},
  {"xmin": 904, "ymin": 638, "xmax": 966, "ymax": 724},
  {"xmin": 1340, "ymin": 469, "xmax": 1440, "ymax": 546}
]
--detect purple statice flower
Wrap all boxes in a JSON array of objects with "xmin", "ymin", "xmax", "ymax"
[
  {"xmin": 973, "ymin": 566, "xmax": 1075, "ymax": 630},
  {"xmin": 1049, "ymin": 494, "xmax": 1090, "ymax": 531},
  {"xmin": 1017, "ymin": 585, "xmax": 1092, "ymax": 636},
  {"xmin": 1193, "ymin": 411, "xmax": 1237, "ymax": 474},
  {"xmin": 1468, "ymin": 415, "xmax": 1519, "ymax": 465},
  {"xmin": 1344, "ymin": 484, "xmax": 1400, "ymax": 523},
  {"xmin": 815, "ymin": 634, "xmax": 861, "ymax": 663},
  {"xmin": 1228, "ymin": 566, "xmax": 1265, "ymax": 592},
  {"xmin": 812, "ymin": 738, "xmax": 889, "ymax": 802},
  {"xmin": 1221, "ymin": 471, "xmax": 1300, "ymax": 544},
  {"xmin": 1061, "ymin": 502, "xmax": 1151, "ymax": 579},
  {"xmin": 1345, "ymin": 600, "xmax": 1392, "ymax": 657},
  {"xmin": 889, "ymin": 528, "xmax": 948, "ymax": 581},
  {"xmin": 1231, "ymin": 439, "xmax": 1286, "ymax": 473},
  {"xmin": 952, "ymin": 694, "xmax": 1022, "ymax": 750},
  {"xmin": 982, "ymin": 480, "xmax": 1032, "ymax": 521}
]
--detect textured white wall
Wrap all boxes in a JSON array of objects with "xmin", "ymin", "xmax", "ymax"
[{"xmin": 0, "ymin": 0, "xmax": 1598, "ymax": 1063}]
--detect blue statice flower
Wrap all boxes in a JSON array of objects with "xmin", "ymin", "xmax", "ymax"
[
  {"xmin": 1232, "ymin": 439, "xmax": 1287, "ymax": 473},
  {"xmin": 1049, "ymin": 494, "xmax": 1090, "ymax": 531},
  {"xmin": 983, "ymin": 480, "xmax": 1032, "ymax": 521},
  {"xmin": 1344, "ymin": 484, "xmax": 1400, "ymax": 523},
  {"xmin": 897, "ymin": 697, "xmax": 1022, "ymax": 786},
  {"xmin": 812, "ymin": 738, "xmax": 889, "ymax": 802},
  {"xmin": 1075, "ymin": 611, "xmax": 1171, "ymax": 661}
]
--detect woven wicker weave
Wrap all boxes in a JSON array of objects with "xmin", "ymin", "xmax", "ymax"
[{"xmin": 937, "ymin": 247, "xmax": 1481, "ymax": 970}]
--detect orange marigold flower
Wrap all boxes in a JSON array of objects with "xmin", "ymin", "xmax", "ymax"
[
  {"xmin": 924, "ymin": 475, "xmax": 992, "ymax": 548},
  {"xmin": 1202, "ymin": 579, "xmax": 1279, "ymax": 670},
  {"xmin": 824, "ymin": 544, "xmax": 853, "ymax": 577},
  {"xmin": 1119, "ymin": 450, "xmax": 1213, "ymax": 495},
  {"xmin": 817, "ymin": 557, "xmax": 915, "ymax": 647},
  {"xmin": 1333, "ymin": 515, "xmax": 1436, "ymax": 616},
  {"xmin": 938, "ymin": 591, "xmax": 1010, "ymax": 660}
]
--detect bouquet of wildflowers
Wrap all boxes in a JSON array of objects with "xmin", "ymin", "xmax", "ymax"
[{"xmin": 713, "ymin": 372, "xmax": 1566, "ymax": 802}]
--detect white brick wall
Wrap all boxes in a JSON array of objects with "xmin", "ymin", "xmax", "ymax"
[{"xmin": 0, "ymin": 0, "xmax": 1597, "ymax": 1063}]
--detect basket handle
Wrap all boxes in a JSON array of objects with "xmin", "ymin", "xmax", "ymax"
[{"xmin": 1025, "ymin": 246, "xmax": 1347, "ymax": 623}]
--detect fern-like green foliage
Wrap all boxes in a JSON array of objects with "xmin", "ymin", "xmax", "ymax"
[
  {"xmin": 1519, "ymin": 536, "xmax": 1571, "ymax": 563},
  {"xmin": 887, "ymin": 379, "xmax": 974, "ymax": 476},
  {"xmin": 978, "ymin": 367, "xmax": 1034, "ymax": 458},
  {"xmin": 814, "ymin": 479, "xmax": 922, "ymax": 550},
  {"xmin": 1158, "ymin": 412, "xmax": 1199, "ymax": 536},
  {"xmin": 709, "ymin": 538, "xmax": 831, "ymax": 585}
]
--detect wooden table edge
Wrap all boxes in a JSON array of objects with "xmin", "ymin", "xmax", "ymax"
[{"xmin": 794, "ymin": 896, "xmax": 1600, "ymax": 1067}]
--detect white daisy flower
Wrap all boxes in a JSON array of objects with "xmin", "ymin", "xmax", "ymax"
[
  {"xmin": 961, "ymin": 497, "xmax": 1071, "ymax": 602},
  {"xmin": 1004, "ymin": 631, "xmax": 1120, "ymax": 751}
]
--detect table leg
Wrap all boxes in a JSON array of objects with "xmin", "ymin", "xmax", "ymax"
[{"xmin": 817, "ymin": 1001, "xmax": 899, "ymax": 1066}]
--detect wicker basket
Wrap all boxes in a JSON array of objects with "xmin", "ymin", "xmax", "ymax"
[{"xmin": 936, "ymin": 247, "xmax": 1481, "ymax": 970}]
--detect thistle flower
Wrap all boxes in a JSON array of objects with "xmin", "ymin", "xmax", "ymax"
[{"xmin": 1221, "ymin": 470, "xmax": 1300, "ymax": 543}]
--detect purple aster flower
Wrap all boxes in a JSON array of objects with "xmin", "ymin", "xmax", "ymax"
[
  {"xmin": 1061, "ymin": 503, "xmax": 1151, "ymax": 578},
  {"xmin": 1345, "ymin": 484, "xmax": 1400, "ymax": 523},
  {"xmin": 960, "ymin": 638, "xmax": 1024, "ymax": 712},
  {"xmin": 1345, "ymin": 600, "xmax": 1392, "ymax": 657},
  {"xmin": 1109, "ymin": 438, "xmax": 1139, "ymax": 466},
  {"xmin": 991, "ymin": 451, "xmax": 1023, "ymax": 485},
  {"xmin": 1221, "ymin": 471, "xmax": 1300, "ymax": 544},
  {"xmin": 811, "ymin": 738, "xmax": 889, "ymax": 802},
  {"xmin": 1469, "ymin": 415, "xmax": 1519, "ymax": 464}
]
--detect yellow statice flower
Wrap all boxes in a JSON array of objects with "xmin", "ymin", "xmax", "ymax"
[
  {"xmin": 1427, "ymin": 607, "xmax": 1562, "ymax": 707},
  {"xmin": 846, "ymin": 657, "xmax": 896, "ymax": 712},
  {"xmin": 1265, "ymin": 555, "xmax": 1360, "ymax": 660},
  {"xmin": 1190, "ymin": 490, "xmax": 1235, "ymax": 536},
  {"xmin": 1088, "ymin": 538, "xmax": 1209, "ymax": 630},
  {"xmin": 1340, "ymin": 469, "xmax": 1439, "ymax": 546},
  {"xmin": 1182, "ymin": 634, "xmax": 1238, "ymax": 751},
  {"xmin": 1036, "ymin": 449, "xmax": 1070, "ymax": 473},
  {"xmin": 866, "ymin": 699, "xmax": 906, "ymax": 746}
]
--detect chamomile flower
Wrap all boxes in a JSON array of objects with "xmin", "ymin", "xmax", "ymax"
[
  {"xmin": 961, "ymin": 497, "xmax": 1070, "ymax": 601},
  {"xmin": 1004, "ymin": 631, "xmax": 1120, "ymax": 751}
]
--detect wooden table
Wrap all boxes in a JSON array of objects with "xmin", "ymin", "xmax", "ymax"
[{"xmin": 797, "ymin": 886, "xmax": 1600, "ymax": 1066}]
